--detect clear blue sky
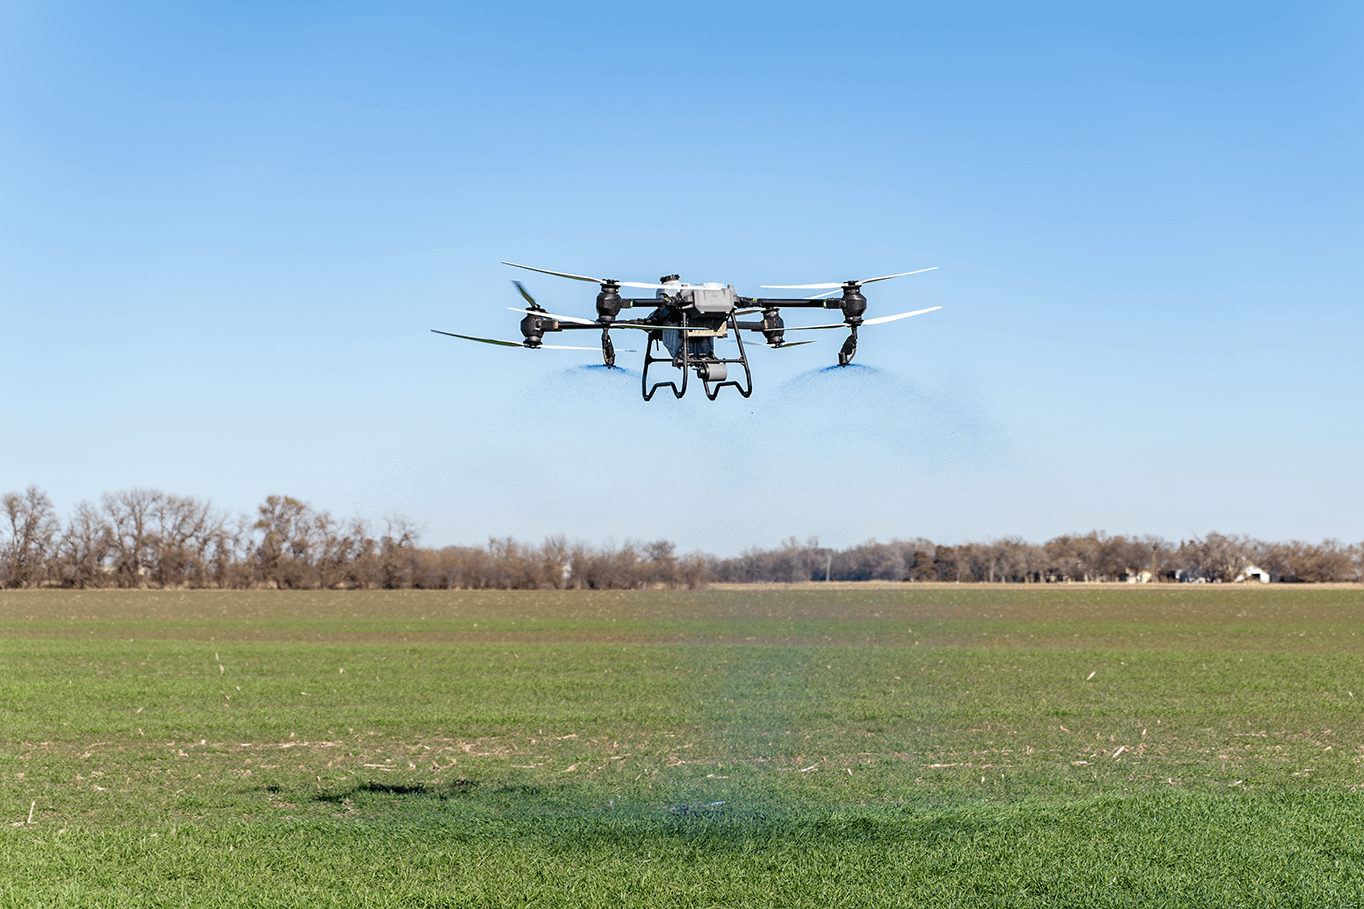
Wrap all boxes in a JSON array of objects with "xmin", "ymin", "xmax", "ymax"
[{"xmin": 3, "ymin": 1, "xmax": 1360, "ymax": 555}]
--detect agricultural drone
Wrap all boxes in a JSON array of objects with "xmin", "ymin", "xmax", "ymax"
[{"xmin": 432, "ymin": 261, "xmax": 942, "ymax": 400}]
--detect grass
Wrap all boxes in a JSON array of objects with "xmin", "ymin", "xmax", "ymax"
[{"xmin": 2, "ymin": 585, "xmax": 1363, "ymax": 906}]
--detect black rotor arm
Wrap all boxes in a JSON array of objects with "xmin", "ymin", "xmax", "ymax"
[{"xmin": 742, "ymin": 296, "xmax": 844, "ymax": 310}]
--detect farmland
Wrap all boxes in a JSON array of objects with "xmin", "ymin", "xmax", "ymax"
[{"xmin": 2, "ymin": 585, "xmax": 1362, "ymax": 907}]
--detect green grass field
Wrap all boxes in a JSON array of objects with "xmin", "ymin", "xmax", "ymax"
[{"xmin": 2, "ymin": 585, "xmax": 1362, "ymax": 907}]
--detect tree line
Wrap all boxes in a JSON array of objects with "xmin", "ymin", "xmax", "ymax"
[
  {"xmin": 710, "ymin": 533, "xmax": 1363, "ymax": 584},
  {"xmin": 2, "ymin": 485, "xmax": 1359, "ymax": 589},
  {"xmin": 0, "ymin": 486, "xmax": 706, "ymax": 590}
]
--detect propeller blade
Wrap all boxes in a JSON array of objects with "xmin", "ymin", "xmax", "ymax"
[
  {"xmin": 619, "ymin": 279, "xmax": 694, "ymax": 290},
  {"xmin": 512, "ymin": 280, "xmax": 539, "ymax": 308},
  {"xmin": 766, "ymin": 339, "xmax": 816, "ymax": 348},
  {"xmin": 779, "ymin": 306, "xmax": 942, "ymax": 331},
  {"xmin": 861, "ymin": 306, "xmax": 942, "ymax": 325},
  {"xmin": 430, "ymin": 330, "xmax": 621, "ymax": 352},
  {"xmin": 502, "ymin": 261, "xmax": 681, "ymax": 291},
  {"xmin": 507, "ymin": 307, "xmax": 598, "ymax": 326},
  {"xmin": 761, "ymin": 266, "xmax": 938, "ymax": 290},
  {"xmin": 431, "ymin": 329, "xmax": 524, "ymax": 347},
  {"xmin": 859, "ymin": 267, "xmax": 939, "ymax": 285},
  {"xmin": 507, "ymin": 260, "xmax": 682, "ymax": 287},
  {"xmin": 503, "ymin": 261, "xmax": 604, "ymax": 284}
]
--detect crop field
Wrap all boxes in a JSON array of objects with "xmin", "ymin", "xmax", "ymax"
[{"xmin": 2, "ymin": 584, "xmax": 1363, "ymax": 907}]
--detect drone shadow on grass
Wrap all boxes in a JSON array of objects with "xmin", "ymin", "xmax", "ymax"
[
  {"xmin": 312, "ymin": 779, "xmax": 482, "ymax": 803},
  {"xmin": 302, "ymin": 777, "xmax": 1007, "ymax": 848}
]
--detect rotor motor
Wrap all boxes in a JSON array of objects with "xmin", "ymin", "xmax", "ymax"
[
  {"xmin": 839, "ymin": 285, "xmax": 868, "ymax": 323},
  {"xmin": 760, "ymin": 308, "xmax": 785, "ymax": 346},
  {"xmin": 519, "ymin": 311, "xmax": 550, "ymax": 347},
  {"xmin": 595, "ymin": 283, "xmax": 623, "ymax": 322}
]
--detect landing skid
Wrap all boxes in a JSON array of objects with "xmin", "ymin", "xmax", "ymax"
[{"xmin": 641, "ymin": 314, "xmax": 753, "ymax": 401}]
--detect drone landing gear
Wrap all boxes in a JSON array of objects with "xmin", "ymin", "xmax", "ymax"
[
  {"xmin": 642, "ymin": 332, "xmax": 686, "ymax": 400},
  {"xmin": 701, "ymin": 316, "xmax": 753, "ymax": 400},
  {"xmin": 642, "ymin": 315, "xmax": 753, "ymax": 401}
]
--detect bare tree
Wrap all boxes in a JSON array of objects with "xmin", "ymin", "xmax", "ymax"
[
  {"xmin": 1, "ymin": 486, "xmax": 61, "ymax": 587},
  {"xmin": 835, "ymin": 539, "xmax": 906, "ymax": 581},
  {"xmin": 1140, "ymin": 536, "xmax": 1176, "ymax": 582},
  {"xmin": 343, "ymin": 518, "xmax": 380, "ymax": 589},
  {"xmin": 149, "ymin": 494, "xmax": 222, "ymax": 587},
  {"xmin": 378, "ymin": 515, "xmax": 421, "ymax": 588},
  {"xmin": 54, "ymin": 500, "xmax": 113, "ymax": 588},
  {"xmin": 313, "ymin": 512, "xmax": 368, "ymax": 589},
  {"xmin": 485, "ymin": 536, "xmax": 532, "ymax": 588},
  {"xmin": 676, "ymin": 552, "xmax": 711, "ymax": 589},
  {"xmin": 254, "ymin": 495, "xmax": 316, "ymax": 588},
  {"xmin": 1260, "ymin": 538, "xmax": 1357, "ymax": 582},
  {"xmin": 210, "ymin": 513, "xmax": 257, "ymax": 588},
  {"xmin": 538, "ymin": 535, "xmax": 572, "ymax": 589},
  {"xmin": 102, "ymin": 488, "xmax": 162, "ymax": 587},
  {"xmin": 906, "ymin": 540, "xmax": 938, "ymax": 581},
  {"xmin": 1181, "ymin": 532, "xmax": 1251, "ymax": 582}
]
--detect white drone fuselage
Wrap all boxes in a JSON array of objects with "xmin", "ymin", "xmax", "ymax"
[{"xmin": 653, "ymin": 282, "xmax": 737, "ymax": 362}]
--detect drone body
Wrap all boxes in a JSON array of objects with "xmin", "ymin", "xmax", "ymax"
[{"xmin": 432, "ymin": 262, "xmax": 942, "ymax": 400}]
